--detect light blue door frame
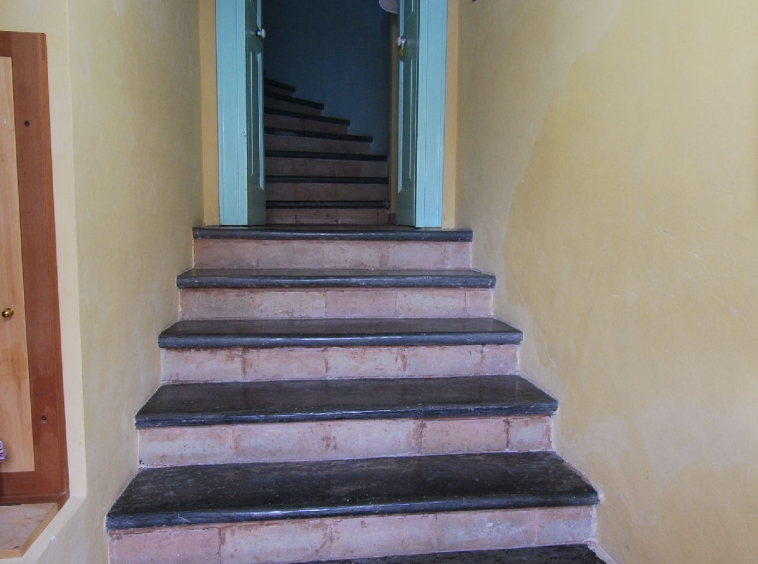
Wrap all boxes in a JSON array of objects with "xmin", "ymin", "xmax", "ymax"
[
  {"xmin": 216, "ymin": 0, "xmax": 447, "ymax": 227},
  {"xmin": 396, "ymin": 0, "xmax": 447, "ymax": 227}
]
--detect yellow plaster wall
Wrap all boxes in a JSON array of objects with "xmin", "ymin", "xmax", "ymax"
[
  {"xmin": 1, "ymin": 1, "xmax": 203, "ymax": 562},
  {"xmin": 200, "ymin": 0, "xmax": 220, "ymax": 225},
  {"xmin": 456, "ymin": 1, "xmax": 758, "ymax": 562}
]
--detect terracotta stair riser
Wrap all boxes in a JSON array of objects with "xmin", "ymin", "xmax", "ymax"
[
  {"xmin": 265, "ymin": 157, "xmax": 387, "ymax": 177},
  {"xmin": 264, "ymin": 114, "xmax": 348, "ymax": 135},
  {"xmin": 193, "ymin": 240, "xmax": 472, "ymax": 270},
  {"xmin": 161, "ymin": 344, "xmax": 519, "ymax": 384},
  {"xmin": 108, "ymin": 506, "xmax": 594, "ymax": 564},
  {"xmin": 265, "ymin": 134, "xmax": 372, "ymax": 154},
  {"xmin": 264, "ymin": 97, "xmax": 322, "ymax": 115},
  {"xmin": 264, "ymin": 84, "xmax": 294, "ymax": 97},
  {"xmin": 266, "ymin": 207, "xmax": 389, "ymax": 225},
  {"xmin": 139, "ymin": 415, "xmax": 552, "ymax": 468},
  {"xmin": 179, "ymin": 287, "xmax": 492, "ymax": 320}
]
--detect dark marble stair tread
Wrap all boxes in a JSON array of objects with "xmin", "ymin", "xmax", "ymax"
[
  {"xmin": 264, "ymin": 91, "xmax": 324, "ymax": 109},
  {"xmin": 107, "ymin": 452, "xmax": 598, "ymax": 529},
  {"xmin": 267, "ymin": 200, "xmax": 389, "ymax": 210},
  {"xmin": 265, "ymin": 127, "xmax": 373, "ymax": 143},
  {"xmin": 177, "ymin": 268, "xmax": 496, "ymax": 289},
  {"xmin": 193, "ymin": 225, "xmax": 473, "ymax": 241},
  {"xmin": 264, "ymin": 77, "xmax": 296, "ymax": 92},
  {"xmin": 158, "ymin": 318, "xmax": 523, "ymax": 349},
  {"xmin": 136, "ymin": 375, "xmax": 556, "ymax": 428},
  {"xmin": 310, "ymin": 546, "xmax": 605, "ymax": 564},
  {"xmin": 266, "ymin": 150, "xmax": 388, "ymax": 161},
  {"xmin": 266, "ymin": 175, "xmax": 389, "ymax": 184},
  {"xmin": 265, "ymin": 107, "xmax": 350, "ymax": 125}
]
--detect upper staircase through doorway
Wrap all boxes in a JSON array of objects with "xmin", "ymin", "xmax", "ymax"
[{"xmin": 264, "ymin": 78, "xmax": 391, "ymax": 225}]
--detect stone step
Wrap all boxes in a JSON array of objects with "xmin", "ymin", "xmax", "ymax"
[
  {"xmin": 192, "ymin": 226, "xmax": 473, "ymax": 270},
  {"xmin": 304, "ymin": 546, "xmax": 606, "ymax": 564},
  {"xmin": 107, "ymin": 452, "xmax": 598, "ymax": 564},
  {"xmin": 266, "ymin": 204, "xmax": 390, "ymax": 225},
  {"xmin": 177, "ymin": 268, "xmax": 493, "ymax": 320},
  {"xmin": 159, "ymin": 318, "xmax": 522, "ymax": 349},
  {"xmin": 263, "ymin": 77, "xmax": 296, "ymax": 97},
  {"xmin": 265, "ymin": 179, "xmax": 388, "ymax": 201},
  {"xmin": 265, "ymin": 128, "xmax": 373, "ymax": 154},
  {"xmin": 137, "ymin": 375, "xmax": 555, "ymax": 467},
  {"xmin": 159, "ymin": 318, "xmax": 521, "ymax": 383},
  {"xmin": 266, "ymin": 153, "xmax": 388, "ymax": 178},
  {"xmin": 265, "ymin": 109, "xmax": 349, "ymax": 135},
  {"xmin": 264, "ymin": 92, "xmax": 324, "ymax": 116}
]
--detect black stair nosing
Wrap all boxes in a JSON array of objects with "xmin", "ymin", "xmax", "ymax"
[
  {"xmin": 265, "ymin": 108, "xmax": 350, "ymax": 126},
  {"xmin": 263, "ymin": 77, "xmax": 296, "ymax": 92},
  {"xmin": 309, "ymin": 545, "xmax": 606, "ymax": 564},
  {"xmin": 267, "ymin": 200, "xmax": 389, "ymax": 210},
  {"xmin": 265, "ymin": 175, "xmax": 389, "ymax": 185},
  {"xmin": 136, "ymin": 375, "xmax": 556, "ymax": 429},
  {"xmin": 265, "ymin": 127, "xmax": 373, "ymax": 143},
  {"xmin": 176, "ymin": 268, "xmax": 496, "ymax": 289},
  {"xmin": 106, "ymin": 452, "xmax": 599, "ymax": 530},
  {"xmin": 157, "ymin": 318, "xmax": 523, "ymax": 349},
  {"xmin": 264, "ymin": 91, "xmax": 324, "ymax": 109},
  {"xmin": 266, "ymin": 150, "xmax": 388, "ymax": 162},
  {"xmin": 192, "ymin": 225, "xmax": 473, "ymax": 242}
]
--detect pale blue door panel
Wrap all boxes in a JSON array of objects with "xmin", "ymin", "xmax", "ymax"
[
  {"xmin": 245, "ymin": 0, "xmax": 266, "ymax": 225},
  {"xmin": 396, "ymin": 0, "xmax": 419, "ymax": 226},
  {"xmin": 217, "ymin": 0, "xmax": 248, "ymax": 225},
  {"xmin": 396, "ymin": 0, "xmax": 447, "ymax": 228}
]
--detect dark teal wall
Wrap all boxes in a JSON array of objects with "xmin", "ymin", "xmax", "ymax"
[{"xmin": 262, "ymin": 0, "xmax": 392, "ymax": 154}]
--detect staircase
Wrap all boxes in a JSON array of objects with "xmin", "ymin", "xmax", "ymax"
[
  {"xmin": 263, "ymin": 78, "xmax": 391, "ymax": 226},
  {"xmin": 106, "ymin": 225, "xmax": 603, "ymax": 563}
]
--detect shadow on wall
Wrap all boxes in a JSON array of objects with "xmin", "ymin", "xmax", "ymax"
[{"xmin": 262, "ymin": 0, "xmax": 392, "ymax": 154}]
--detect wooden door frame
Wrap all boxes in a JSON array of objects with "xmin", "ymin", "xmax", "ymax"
[
  {"xmin": 215, "ymin": 0, "xmax": 448, "ymax": 227},
  {"xmin": 0, "ymin": 31, "xmax": 68, "ymax": 505}
]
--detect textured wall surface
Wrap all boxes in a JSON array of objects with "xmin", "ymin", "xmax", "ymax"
[
  {"xmin": 262, "ymin": 0, "xmax": 392, "ymax": 154},
  {"xmin": 456, "ymin": 2, "xmax": 758, "ymax": 563},
  {"xmin": 0, "ymin": 1, "xmax": 203, "ymax": 562}
]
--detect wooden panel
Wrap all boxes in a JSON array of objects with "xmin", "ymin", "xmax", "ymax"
[
  {"xmin": 0, "ymin": 56, "xmax": 35, "ymax": 473},
  {"xmin": 0, "ymin": 32, "xmax": 68, "ymax": 504}
]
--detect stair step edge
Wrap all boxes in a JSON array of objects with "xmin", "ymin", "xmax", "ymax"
[
  {"xmin": 192, "ymin": 226, "xmax": 474, "ymax": 242},
  {"xmin": 266, "ymin": 151, "xmax": 388, "ymax": 162},
  {"xmin": 264, "ymin": 91, "xmax": 324, "ymax": 109},
  {"xmin": 106, "ymin": 452, "xmax": 598, "ymax": 530},
  {"xmin": 157, "ymin": 318, "xmax": 523, "ymax": 349},
  {"xmin": 136, "ymin": 375, "xmax": 556, "ymax": 428},
  {"xmin": 267, "ymin": 201, "xmax": 389, "ymax": 210},
  {"xmin": 264, "ymin": 77, "xmax": 296, "ymax": 92},
  {"xmin": 265, "ymin": 127, "xmax": 373, "ymax": 143},
  {"xmin": 176, "ymin": 269, "xmax": 496, "ymax": 289},
  {"xmin": 265, "ymin": 108, "xmax": 350, "ymax": 125},
  {"xmin": 307, "ymin": 546, "xmax": 607, "ymax": 564}
]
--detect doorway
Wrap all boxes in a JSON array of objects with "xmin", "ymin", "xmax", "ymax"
[{"xmin": 215, "ymin": 0, "xmax": 447, "ymax": 227}]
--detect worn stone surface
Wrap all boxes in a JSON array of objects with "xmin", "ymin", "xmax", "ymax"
[
  {"xmin": 158, "ymin": 318, "xmax": 523, "ymax": 349},
  {"xmin": 107, "ymin": 452, "xmax": 597, "ymax": 530},
  {"xmin": 137, "ymin": 376, "xmax": 555, "ymax": 427}
]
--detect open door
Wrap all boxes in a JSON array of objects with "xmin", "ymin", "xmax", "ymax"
[
  {"xmin": 396, "ymin": 0, "xmax": 419, "ymax": 226},
  {"xmin": 395, "ymin": 0, "xmax": 447, "ymax": 228},
  {"xmin": 245, "ymin": 0, "xmax": 266, "ymax": 224},
  {"xmin": 217, "ymin": 0, "xmax": 266, "ymax": 225}
]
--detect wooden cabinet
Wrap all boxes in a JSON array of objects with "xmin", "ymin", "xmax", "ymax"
[{"xmin": 0, "ymin": 32, "xmax": 68, "ymax": 505}]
